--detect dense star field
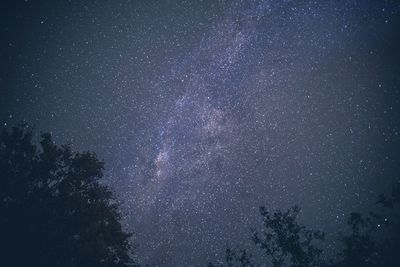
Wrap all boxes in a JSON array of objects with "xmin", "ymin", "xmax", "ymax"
[{"xmin": 1, "ymin": 0, "xmax": 400, "ymax": 265}]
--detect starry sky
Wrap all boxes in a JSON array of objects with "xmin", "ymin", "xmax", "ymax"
[{"xmin": 1, "ymin": 0, "xmax": 400, "ymax": 265}]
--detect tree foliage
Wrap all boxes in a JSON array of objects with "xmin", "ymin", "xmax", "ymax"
[
  {"xmin": 332, "ymin": 183, "xmax": 400, "ymax": 267},
  {"xmin": 208, "ymin": 248, "xmax": 254, "ymax": 267},
  {"xmin": 252, "ymin": 206, "xmax": 324, "ymax": 267},
  {"xmin": 333, "ymin": 212, "xmax": 378, "ymax": 267},
  {"xmin": 0, "ymin": 126, "xmax": 137, "ymax": 267},
  {"xmin": 211, "ymin": 206, "xmax": 324, "ymax": 267},
  {"xmin": 2, "ymin": 125, "xmax": 400, "ymax": 267}
]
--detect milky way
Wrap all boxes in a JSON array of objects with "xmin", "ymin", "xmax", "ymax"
[
  {"xmin": 118, "ymin": 1, "xmax": 400, "ymax": 264},
  {"xmin": 1, "ymin": 0, "xmax": 400, "ymax": 266}
]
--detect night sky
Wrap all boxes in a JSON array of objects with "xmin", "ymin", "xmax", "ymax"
[{"xmin": 1, "ymin": 0, "xmax": 400, "ymax": 265}]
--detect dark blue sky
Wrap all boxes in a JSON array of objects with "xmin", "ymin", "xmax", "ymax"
[{"xmin": 1, "ymin": 0, "xmax": 400, "ymax": 265}]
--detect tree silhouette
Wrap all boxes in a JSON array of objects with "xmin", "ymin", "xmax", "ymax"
[
  {"xmin": 208, "ymin": 248, "xmax": 255, "ymax": 267},
  {"xmin": 335, "ymin": 183, "xmax": 400, "ymax": 267},
  {"xmin": 210, "ymin": 206, "xmax": 324, "ymax": 267},
  {"xmin": 252, "ymin": 206, "xmax": 324, "ymax": 267},
  {"xmin": 0, "ymin": 126, "xmax": 137, "ymax": 267},
  {"xmin": 376, "ymin": 183, "xmax": 400, "ymax": 266},
  {"xmin": 332, "ymin": 212, "xmax": 378, "ymax": 267},
  {"xmin": 329, "ymin": 182, "xmax": 400, "ymax": 267},
  {"xmin": 211, "ymin": 183, "xmax": 400, "ymax": 267}
]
